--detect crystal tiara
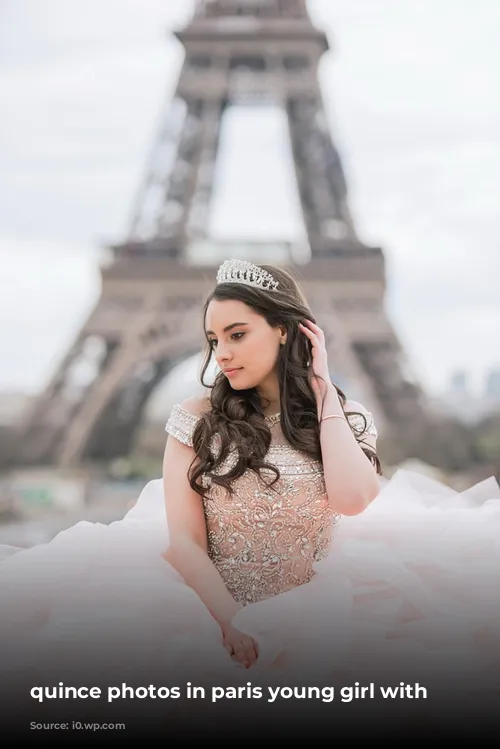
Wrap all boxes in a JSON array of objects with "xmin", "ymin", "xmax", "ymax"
[{"xmin": 216, "ymin": 259, "xmax": 279, "ymax": 291}]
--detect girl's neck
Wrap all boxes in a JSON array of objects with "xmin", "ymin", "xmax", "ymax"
[{"xmin": 256, "ymin": 380, "xmax": 280, "ymax": 417}]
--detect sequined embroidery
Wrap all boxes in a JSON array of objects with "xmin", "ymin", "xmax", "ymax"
[
  {"xmin": 164, "ymin": 404, "xmax": 375, "ymax": 604},
  {"xmin": 347, "ymin": 411, "xmax": 378, "ymax": 438},
  {"xmin": 165, "ymin": 404, "xmax": 200, "ymax": 447}
]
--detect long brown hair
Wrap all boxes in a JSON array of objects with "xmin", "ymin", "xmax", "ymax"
[{"xmin": 188, "ymin": 264, "xmax": 381, "ymax": 497}]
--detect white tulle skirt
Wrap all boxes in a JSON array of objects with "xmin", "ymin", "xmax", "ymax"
[{"xmin": 1, "ymin": 469, "xmax": 499, "ymax": 733}]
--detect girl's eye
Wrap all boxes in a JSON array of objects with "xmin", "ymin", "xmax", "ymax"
[{"xmin": 208, "ymin": 332, "xmax": 245, "ymax": 348}]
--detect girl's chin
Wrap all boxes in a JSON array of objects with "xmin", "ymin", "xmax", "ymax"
[
  {"xmin": 227, "ymin": 375, "xmax": 255, "ymax": 390},
  {"xmin": 228, "ymin": 380, "xmax": 248, "ymax": 390}
]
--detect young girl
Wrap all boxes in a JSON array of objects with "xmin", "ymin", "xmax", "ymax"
[
  {"xmin": 0, "ymin": 260, "xmax": 499, "ymax": 732},
  {"xmin": 162, "ymin": 259, "xmax": 381, "ymax": 670}
]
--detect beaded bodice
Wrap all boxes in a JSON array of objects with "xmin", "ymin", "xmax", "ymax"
[{"xmin": 165, "ymin": 403, "xmax": 376, "ymax": 605}]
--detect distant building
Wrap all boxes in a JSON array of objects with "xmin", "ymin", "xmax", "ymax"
[
  {"xmin": 435, "ymin": 369, "xmax": 500, "ymax": 424},
  {"xmin": 485, "ymin": 369, "xmax": 500, "ymax": 401},
  {"xmin": 449, "ymin": 369, "xmax": 469, "ymax": 396}
]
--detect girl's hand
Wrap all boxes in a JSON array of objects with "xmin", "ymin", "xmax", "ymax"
[
  {"xmin": 298, "ymin": 320, "xmax": 331, "ymax": 401},
  {"xmin": 221, "ymin": 622, "xmax": 259, "ymax": 669}
]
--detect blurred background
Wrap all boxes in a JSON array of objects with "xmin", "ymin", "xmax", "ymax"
[{"xmin": 1, "ymin": 0, "xmax": 499, "ymax": 547}]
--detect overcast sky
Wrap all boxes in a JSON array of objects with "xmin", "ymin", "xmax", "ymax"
[{"xmin": 1, "ymin": 0, "xmax": 499, "ymax": 400}]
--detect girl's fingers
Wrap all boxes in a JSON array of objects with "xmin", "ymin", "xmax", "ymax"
[
  {"xmin": 299, "ymin": 323, "xmax": 326, "ymax": 353},
  {"xmin": 301, "ymin": 319, "xmax": 323, "ymax": 332},
  {"xmin": 303, "ymin": 320, "xmax": 325, "ymax": 341},
  {"xmin": 298, "ymin": 323, "xmax": 317, "ymax": 340},
  {"xmin": 299, "ymin": 328, "xmax": 320, "ymax": 351}
]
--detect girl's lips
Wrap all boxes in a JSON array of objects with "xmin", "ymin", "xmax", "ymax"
[{"xmin": 224, "ymin": 368, "xmax": 242, "ymax": 377}]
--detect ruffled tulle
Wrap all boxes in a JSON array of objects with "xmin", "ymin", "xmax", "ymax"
[{"xmin": 1, "ymin": 469, "xmax": 499, "ymax": 732}]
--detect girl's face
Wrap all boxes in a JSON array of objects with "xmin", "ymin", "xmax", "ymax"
[{"xmin": 205, "ymin": 299, "xmax": 285, "ymax": 391}]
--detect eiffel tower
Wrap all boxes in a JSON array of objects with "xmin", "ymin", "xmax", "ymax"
[{"xmin": 16, "ymin": 0, "xmax": 428, "ymax": 467}]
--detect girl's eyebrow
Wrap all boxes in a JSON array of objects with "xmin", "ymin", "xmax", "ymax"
[{"xmin": 206, "ymin": 322, "xmax": 249, "ymax": 336}]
